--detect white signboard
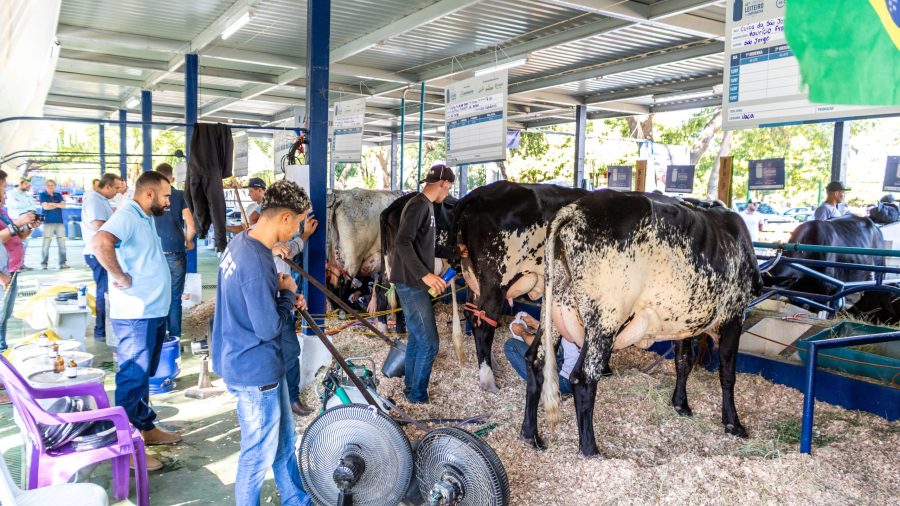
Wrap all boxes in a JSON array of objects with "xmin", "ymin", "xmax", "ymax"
[
  {"xmin": 639, "ymin": 142, "xmax": 689, "ymax": 193},
  {"xmin": 285, "ymin": 164, "xmax": 311, "ymax": 197},
  {"xmin": 274, "ymin": 130, "xmax": 296, "ymax": 175},
  {"xmin": 445, "ymin": 70, "xmax": 508, "ymax": 166},
  {"xmin": 233, "ymin": 132, "xmax": 249, "ymax": 177},
  {"xmin": 723, "ymin": 0, "xmax": 900, "ymax": 130},
  {"xmin": 331, "ymin": 98, "xmax": 366, "ymax": 163}
]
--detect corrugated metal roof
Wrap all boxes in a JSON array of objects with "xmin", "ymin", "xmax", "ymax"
[{"xmin": 45, "ymin": 0, "xmax": 729, "ymax": 129}]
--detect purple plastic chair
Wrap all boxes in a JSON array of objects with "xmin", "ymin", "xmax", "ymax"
[{"xmin": 0, "ymin": 355, "xmax": 149, "ymax": 506}]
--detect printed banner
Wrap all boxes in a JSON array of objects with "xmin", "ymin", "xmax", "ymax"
[
  {"xmin": 445, "ymin": 70, "xmax": 508, "ymax": 166},
  {"xmin": 332, "ymin": 98, "xmax": 366, "ymax": 163},
  {"xmin": 748, "ymin": 157, "xmax": 785, "ymax": 190},
  {"xmin": 882, "ymin": 156, "xmax": 900, "ymax": 191},
  {"xmin": 665, "ymin": 165, "xmax": 696, "ymax": 194},
  {"xmin": 233, "ymin": 132, "xmax": 249, "ymax": 177},
  {"xmin": 607, "ymin": 165, "xmax": 633, "ymax": 191}
]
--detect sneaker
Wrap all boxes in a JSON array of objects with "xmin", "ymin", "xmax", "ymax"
[
  {"xmin": 141, "ymin": 426, "xmax": 183, "ymax": 446},
  {"xmin": 60, "ymin": 264, "xmax": 70, "ymax": 269},
  {"xmin": 41, "ymin": 264, "xmax": 48, "ymax": 270},
  {"xmin": 132, "ymin": 452, "xmax": 163, "ymax": 472}
]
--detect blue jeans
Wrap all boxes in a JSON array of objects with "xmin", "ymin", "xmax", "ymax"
[
  {"xmin": 164, "ymin": 252, "xmax": 187, "ymax": 338},
  {"xmin": 280, "ymin": 313, "xmax": 301, "ymax": 404},
  {"xmin": 227, "ymin": 378, "xmax": 310, "ymax": 506},
  {"xmin": 85, "ymin": 255, "xmax": 107, "ymax": 338},
  {"xmin": 395, "ymin": 283, "xmax": 439, "ymax": 403},
  {"xmin": 0, "ymin": 272, "xmax": 19, "ymax": 352},
  {"xmin": 111, "ymin": 317, "xmax": 166, "ymax": 431},
  {"xmin": 503, "ymin": 338, "xmax": 572, "ymax": 394}
]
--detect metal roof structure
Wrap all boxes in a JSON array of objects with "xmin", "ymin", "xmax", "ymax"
[{"xmin": 45, "ymin": 0, "xmax": 728, "ymax": 143}]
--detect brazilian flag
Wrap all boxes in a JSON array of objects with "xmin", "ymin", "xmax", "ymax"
[{"xmin": 785, "ymin": 0, "xmax": 900, "ymax": 106}]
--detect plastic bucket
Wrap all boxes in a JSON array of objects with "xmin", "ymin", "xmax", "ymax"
[
  {"xmin": 149, "ymin": 335, "xmax": 182, "ymax": 395},
  {"xmin": 381, "ymin": 340, "xmax": 406, "ymax": 378}
]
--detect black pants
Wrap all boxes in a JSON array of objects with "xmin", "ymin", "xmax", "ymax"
[{"xmin": 185, "ymin": 123, "xmax": 233, "ymax": 252}]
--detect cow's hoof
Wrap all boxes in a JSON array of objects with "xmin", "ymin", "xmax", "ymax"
[
  {"xmin": 479, "ymin": 381, "xmax": 500, "ymax": 394},
  {"xmin": 673, "ymin": 404, "xmax": 693, "ymax": 417},
  {"xmin": 579, "ymin": 446, "xmax": 601, "ymax": 458},
  {"xmin": 519, "ymin": 432, "xmax": 546, "ymax": 450},
  {"xmin": 724, "ymin": 423, "xmax": 749, "ymax": 438}
]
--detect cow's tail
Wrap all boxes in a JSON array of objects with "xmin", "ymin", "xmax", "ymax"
[
  {"xmin": 542, "ymin": 207, "xmax": 574, "ymax": 429},
  {"xmin": 451, "ymin": 276, "xmax": 464, "ymax": 362}
]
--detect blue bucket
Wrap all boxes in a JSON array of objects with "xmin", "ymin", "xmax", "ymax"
[{"xmin": 150, "ymin": 335, "xmax": 182, "ymax": 395}]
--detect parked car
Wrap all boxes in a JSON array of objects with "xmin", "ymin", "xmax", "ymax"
[
  {"xmin": 783, "ymin": 206, "xmax": 815, "ymax": 217},
  {"xmin": 732, "ymin": 202, "xmax": 796, "ymax": 223},
  {"xmin": 793, "ymin": 211, "xmax": 815, "ymax": 222}
]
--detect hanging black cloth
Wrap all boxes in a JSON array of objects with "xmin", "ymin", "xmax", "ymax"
[{"xmin": 185, "ymin": 123, "xmax": 233, "ymax": 252}]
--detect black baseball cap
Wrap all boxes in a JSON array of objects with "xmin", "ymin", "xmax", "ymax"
[
  {"xmin": 826, "ymin": 181, "xmax": 850, "ymax": 192},
  {"xmin": 247, "ymin": 177, "xmax": 267, "ymax": 190},
  {"xmin": 420, "ymin": 163, "xmax": 456, "ymax": 184}
]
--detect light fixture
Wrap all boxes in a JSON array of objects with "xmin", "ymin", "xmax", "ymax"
[
  {"xmin": 125, "ymin": 96, "xmax": 139, "ymax": 108},
  {"xmin": 221, "ymin": 11, "xmax": 252, "ymax": 40},
  {"xmin": 473, "ymin": 57, "xmax": 529, "ymax": 76}
]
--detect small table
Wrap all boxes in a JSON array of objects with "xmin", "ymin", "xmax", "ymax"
[{"xmin": 47, "ymin": 301, "xmax": 91, "ymax": 345}]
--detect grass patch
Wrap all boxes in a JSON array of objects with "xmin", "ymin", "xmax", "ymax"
[{"xmin": 771, "ymin": 418, "xmax": 839, "ymax": 447}]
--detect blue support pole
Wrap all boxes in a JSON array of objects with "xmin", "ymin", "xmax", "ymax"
[
  {"xmin": 400, "ymin": 96, "xmax": 406, "ymax": 191},
  {"xmin": 390, "ymin": 131, "xmax": 398, "ymax": 191},
  {"xmin": 800, "ymin": 340, "xmax": 819, "ymax": 454},
  {"xmin": 184, "ymin": 53, "xmax": 199, "ymax": 274},
  {"xmin": 417, "ymin": 81, "xmax": 425, "ymax": 191},
  {"xmin": 574, "ymin": 104, "xmax": 587, "ymax": 188},
  {"xmin": 305, "ymin": 0, "xmax": 331, "ymax": 330},
  {"xmin": 141, "ymin": 90, "xmax": 152, "ymax": 172},
  {"xmin": 118, "ymin": 109, "xmax": 127, "ymax": 180},
  {"xmin": 98, "ymin": 124, "xmax": 106, "ymax": 175}
]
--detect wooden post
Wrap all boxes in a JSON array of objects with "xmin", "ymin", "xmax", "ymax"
[
  {"xmin": 635, "ymin": 160, "xmax": 648, "ymax": 192},
  {"xmin": 717, "ymin": 156, "xmax": 734, "ymax": 206}
]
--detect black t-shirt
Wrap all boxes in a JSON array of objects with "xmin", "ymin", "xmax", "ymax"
[{"xmin": 389, "ymin": 193, "xmax": 434, "ymax": 290}]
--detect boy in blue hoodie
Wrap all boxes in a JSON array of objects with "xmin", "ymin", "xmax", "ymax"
[{"xmin": 212, "ymin": 180, "xmax": 312, "ymax": 506}]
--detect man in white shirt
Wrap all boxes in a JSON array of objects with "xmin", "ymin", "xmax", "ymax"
[
  {"xmin": 5, "ymin": 176, "xmax": 37, "ymax": 270},
  {"xmin": 814, "ymin": 181, "xmax": 851, "ymax": 220},
  {"xmin": 226, "ymin": 177, "xmax": 265, "ymax": 233},
  {"xmin": 81, "ymin": 173, "xmax": 121, "ymax": 341},
  {"xmin": 739, "ymin": 200, "xmax": 766, "ymax": 243}
]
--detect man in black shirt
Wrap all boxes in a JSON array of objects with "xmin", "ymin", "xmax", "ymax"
[{"xmin": 389, "ymin": 163, "xmax": 455, "ymax": 403}]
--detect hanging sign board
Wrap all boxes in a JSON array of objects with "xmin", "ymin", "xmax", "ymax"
[
  {"xmin": 445, "ymin": 69, "xmax": 508, "ymax": 166},
  {"xmin": 665, "ymin": 165, "xmax": 696, "ymax": 194},
  {"xmin": 607, "ymin": 166, "xmax": 633, "ymax": 191},
  {"xmin": 723, "ymin": 0, "xmax": 900, "ymax": 130},
  {"xmin": 882, "ymin": 156, "xmax": 900, "ymax": 192},
  {"xmin": 332, "ymin": 98, "xmax": 366, "ymax": 163},
  {"xmin": 747, "ymin": 157, "xmax": 785, "ymax": 190},
  {"xmin": 285, "ymin": 164, "xmax": 311, "ymax": 196},
  {"xmin": 233, "ymin": 132, "xmax": 249, "ymax": 177},
  {"xmin": 274, "ymin": 130, "xmax": 296, "ymax": 175}
]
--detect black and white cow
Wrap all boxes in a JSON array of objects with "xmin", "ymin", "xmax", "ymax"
[
  {"xmin": 453, "ymin": 181, "xmax": 589, "ymax": 392},
  {"xmin": 522, "ymin": 191, "xmax": 761, "ymax": 456}
]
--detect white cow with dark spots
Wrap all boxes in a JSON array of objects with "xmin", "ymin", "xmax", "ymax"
[{"xmin": 520, "ymin": 191, "xmax": 762, "ymax": 456}]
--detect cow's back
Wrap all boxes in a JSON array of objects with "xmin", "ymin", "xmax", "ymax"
[
  {"xmin": 550, "ymin": 192, "xmax": 758, "ymax": 354},
  {"xmin": 783, "ymin": 216, "xmax": 884, "ymax": 288}
]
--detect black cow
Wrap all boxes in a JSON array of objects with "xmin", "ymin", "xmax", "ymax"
[
  {"xmin": 379, "ymin": 193, "xmax": 459, "ymax": 333},
  {"xmin": 452, "ymin": 181, "xmax": 589, "ymax": 392},
  {"xmin": 765, "ymin": 215, "xmax": 894, "ymax": 319},
  {"xmin": 522, "ymin": 192, "xmax": 761, "ymax": 456}
]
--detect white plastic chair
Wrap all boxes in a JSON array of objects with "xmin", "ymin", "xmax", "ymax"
[{"xmin": 0, "ymin": 451, "xmax": 108, "ymax": 506}]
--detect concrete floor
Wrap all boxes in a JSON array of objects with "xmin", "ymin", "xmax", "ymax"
[{"xmin": 0, "ymin": 238, "xmax": 291, "ymax": 506}]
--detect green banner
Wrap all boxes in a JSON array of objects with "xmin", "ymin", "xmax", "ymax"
[{"xmin": 785, "ymin": 0, "xmax": 900, "ymax": 106}]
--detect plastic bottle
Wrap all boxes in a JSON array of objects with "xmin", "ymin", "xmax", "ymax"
[
  {"xmin": 77, "ymin": 284, "xmax": 87, "ymax": 309},
  {"xmin": 65, "ymin": 357, "xmax": 78, "ymax": 378},
  {"xmin": 428, "ymin": 267, "xmax": 457, "ymax": 298}
]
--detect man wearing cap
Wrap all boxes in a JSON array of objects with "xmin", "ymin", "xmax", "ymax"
[
  {"xmin": 388, "ymin": 163, "xmax": 455, "ymax": 404},
  {"xmin": 814, "ymin": 182, "xmax": 851, "ymax": 220},
  {"xmin": 5, "ymin": 176, "xmax": 37, "ymax": 271},
  {"xmin": 739, "ymin": 199, "xmax": 766, "ymax": 243},
  {"xmin": 227, "ymin": 177, "xmax": 266, "ymax": 232}
]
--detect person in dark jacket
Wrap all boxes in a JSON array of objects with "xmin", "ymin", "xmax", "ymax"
[
  {"xmin": 388, "ymin": 163, "xmax": 455, "ymax": 404},
  {"xmin": 869, "ymin": 194, "xmax": 900, "ymax": 224}
]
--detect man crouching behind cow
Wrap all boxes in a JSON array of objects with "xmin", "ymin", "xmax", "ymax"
[
  {"xmin": 388, "ymin": 164, "xmax": 455, "ymax": 404},
  {"xmin": 520, "ymin": 191, "xmax": 762, "ymax": 456}
]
